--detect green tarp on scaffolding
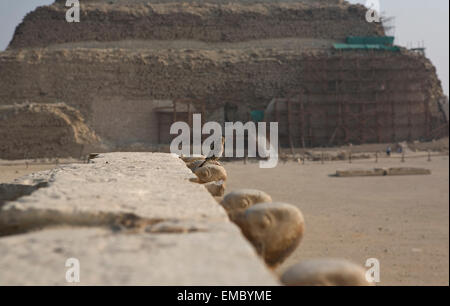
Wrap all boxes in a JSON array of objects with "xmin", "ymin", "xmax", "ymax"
[
  {"xmin": 250, "ymin": 110, "xmax": 265, "ymax": 122},
  {"xmin": 333, "ymin": 43, "xmax": 400, "ymax": 52},
  {"xmin": 346, "ymin": 36, "xmax": 395, "ymax": 45}
]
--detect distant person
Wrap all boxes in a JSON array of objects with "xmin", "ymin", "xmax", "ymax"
[{"xmin": 386, "ymin": 146, "xmax": 392, "ymax": 157}]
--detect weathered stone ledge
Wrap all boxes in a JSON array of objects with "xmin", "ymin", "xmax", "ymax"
[
  {"xmin": 335, "ymin": 167, "xmax": 432, "ymax": 177},
  {"xmin": 0, "ymin": 153, "xmax": 278, "ymax": 285}
]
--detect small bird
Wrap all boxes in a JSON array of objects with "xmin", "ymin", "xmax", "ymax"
[
  {"xmin": 199, "ymin": 136, "xmax": 225, "ymax": 167},
  {"xmin": 87, "ymin": 153, "xmax": 100, "ymax": 163}
]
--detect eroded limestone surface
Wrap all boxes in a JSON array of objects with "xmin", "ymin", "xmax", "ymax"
[
  {"xmin": 0, "ymin": 153, "xmax": 278, "ymax": 285},
  {"xmin": 0, "ymin": 153, "xmax": 227, "ymax": 234}
]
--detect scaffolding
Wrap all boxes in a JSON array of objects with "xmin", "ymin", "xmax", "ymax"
[
  {"xmin": 269, "ymin": 52, "xmax": 449, "ymax": 148},
  {"xmin": 155, "ymin": 99, "xmax": 206, "ymax": 144}
]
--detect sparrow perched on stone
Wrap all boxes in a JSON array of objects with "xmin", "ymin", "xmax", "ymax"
[{"xmin": 199, "ymin": 136, "xmax": 225, "ymax": 167}]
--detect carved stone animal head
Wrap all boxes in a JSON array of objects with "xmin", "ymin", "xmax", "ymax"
[
  {"xmin": 194, "ymin": 164, "xmax": 227, "ymax": 184},
  {"xmin": 235, "ymin": 202, "xmax": 304, "ymax": 268},
  {"xmin": 220, "ymin": 189, "xmax": 272, "ymax": 221}
]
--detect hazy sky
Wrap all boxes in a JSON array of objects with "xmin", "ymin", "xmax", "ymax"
[{"xmin": 0, "ymin": 0, "xmax": 448, "ymax": 95}]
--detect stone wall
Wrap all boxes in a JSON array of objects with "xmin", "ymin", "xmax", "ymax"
[
  {"xmin": 0, "ymin": 153, "xmax": 279, "ymax": 285},
  {"xmin": 0, "ymin": 103, "xmax": 101, "ymax": 160},
  {"xmin": 0, "ymin": 47, "xmax": 445, "ymax": 149}
]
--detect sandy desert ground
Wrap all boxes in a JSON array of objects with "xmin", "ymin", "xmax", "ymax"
[
  {"xmin": 0, "ymin": 154, "xmax": 448, "ymax": 286},
  {"xmin": 224, "ymin": 155, "xmax": 449, "ymax": 286}
]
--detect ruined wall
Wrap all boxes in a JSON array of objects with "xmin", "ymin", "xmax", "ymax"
[
  {"xmin": 0, "ymin": 103, "xmax": 101, "ymax": 159},
  {"xmin": 8, "ymin": 1, "xmax": 383, "ymax": 49},
  {"xmin": 0, "ymin": 152, "xmax": 279, "ymax": 285},
  {"xmin": 265, "ymin": 51, "xmax": 447, "ymax": 146},
  {"xmin": 1, "ymin": 0, "xmax": 446, "ymax": 153},
  {"xmin": 0, "ymin": 48, "xmax": 445, "ymax": 148}
]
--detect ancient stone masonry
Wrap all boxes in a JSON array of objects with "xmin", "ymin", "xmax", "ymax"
[
  {"xmin": 0, "ymin": 103, "xmax": 101, "ymax": 159},
  {"xmin": 0, "ymin": 153, "xmax": 279, "ymax": 285},
  {"xmin": 9, "ymin": 0, "xmax": 382, "ymax": 49},
  {"xmin": 0, "ymin": 152, "xmax": 372, "ymax": 285},
  {"xmin": 0, "ymin": 0, "xmax": 447, "ymax": 158},
  {"xmin": 266, "ymin": 51, "xmax": 448, "ymax": 146},
  {"xmin": 0, "ymin": 47, "xmax": 446, "ymax": 149}
]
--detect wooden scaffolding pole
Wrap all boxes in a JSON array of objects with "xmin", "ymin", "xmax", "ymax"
[{"xmin": 287, "ymin": 99, "xmax": 295, "ymax": 154}]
